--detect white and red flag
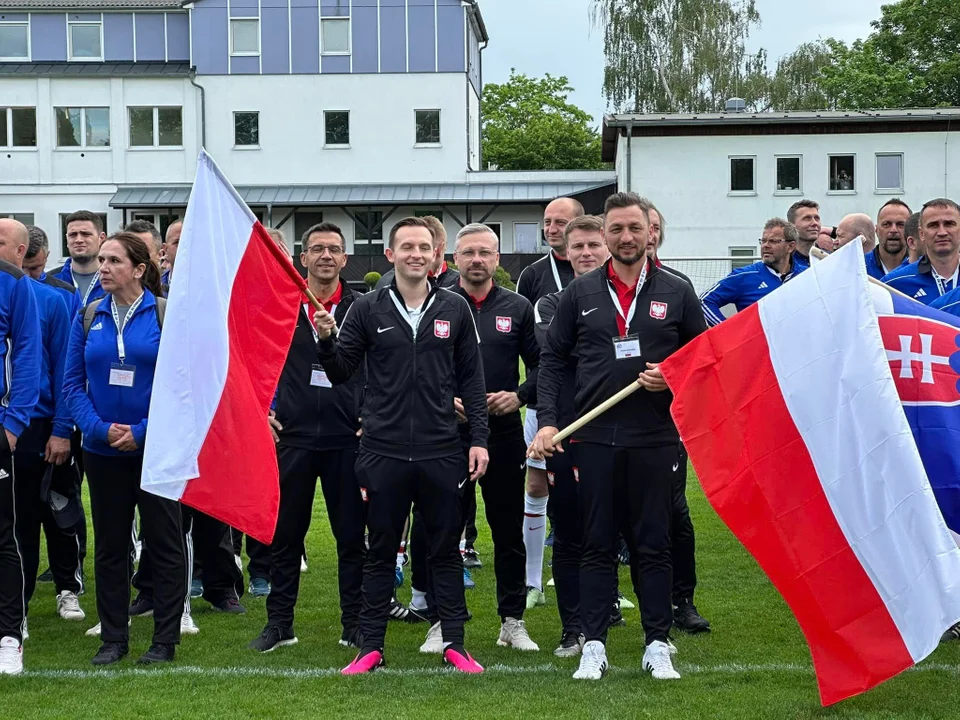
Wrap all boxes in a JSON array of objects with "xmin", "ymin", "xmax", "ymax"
[
  {"xmin": 142, "ymin": 150, "xmax": 305, "ymax": 544},
  {"xmin": 660, "ymin": 241, "xmax": 960, "ymax": 705}
]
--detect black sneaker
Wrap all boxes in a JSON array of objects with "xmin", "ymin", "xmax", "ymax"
[
  {"xmin": 128, "ymin": 593, "xmax": 154, "ymax": 617},
  {"xmin": 137, "ymin": 643, "xmax": 175, "ymax": 665},
  {"xmin": 37, "ymin": 567, "xmax": 54, "ymax": 583},
  {"xmin": 554, "ymin": 631, "xmax": 584, "ymax": 658},
  {"xmin": 91, "ymin": 641, "xmax": 128, "ymax": 666},
  {"xmin": 941, "ymin": 622, "xmax": 960, "ymax": 643},
  {"xmin": 609, "ymin": 603, "xmax": 626, "ymax": 628},
  {"xmin": 462, "ymin": 548, "xmax": 482, "ymax": 569},
  {"xmin": 673, "ymin": 599, "xmax": 711, "ymax": 634},
  {"xmin": 339, "ymin": 626, "xmax": 362, "ymax": 648},
  {"xmin": 249, "ymin": 626, "xmax": 298, "ymax": 653},
  {"xmin": 387, "ymin": 598, "xmax": 428, "ymax": 624},
  {"xmin": 209, "ymin": 597, "xmax": 247, "ymax": 614}
]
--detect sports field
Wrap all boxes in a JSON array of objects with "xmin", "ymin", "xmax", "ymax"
[{"xmin": 11, "ymin": 472, "xmax": 960, "ymax": 719}]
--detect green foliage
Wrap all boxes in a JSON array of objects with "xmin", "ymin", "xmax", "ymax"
[
  {"xmin": 493, "ymin": 265, "xmax": 516, "ymax": 291},
  {"xmin": 481, "ymin": 71, "xmax": 605, "ymax": 171},
  {"xmin": 363, "ymin": 271, "xmax": 381, "ymax": 289}
]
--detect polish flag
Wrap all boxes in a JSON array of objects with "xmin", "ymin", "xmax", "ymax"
[
  {"xmin": 141, "ymin": 150, "xmax": 306, "ymax": 544},
  {"xmin": 660, "ymin": 242, "xmax": 960, "ymax": 705}
]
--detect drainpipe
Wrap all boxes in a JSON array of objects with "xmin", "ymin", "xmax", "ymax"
[
  {"xmin": 188, "ymin": 68, "xmax": 206, "ymax": 148},
  {"xmin": 625, "ymin": 122, "xmax": 633, "ymax": 192},
  {"xmin": 945, "ymin": 118, "xmax": 951, "ymax": 197}
]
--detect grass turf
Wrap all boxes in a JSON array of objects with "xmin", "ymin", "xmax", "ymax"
[{"xmin": 10, "ymin": 472, "xmax": 960, "ymax": 719}]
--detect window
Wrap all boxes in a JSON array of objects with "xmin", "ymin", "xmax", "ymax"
[
  {"xmin": 729, "ymin": 247, "xmax": 756, "ymax": 271},
  {"xmin": 324, "ymin": 111, "xmax": 349, "ymax": 146},
  {"xmin": 514, "ymin": 222, "xmax": 540, "ymax": 254},
  {"xmin": 775, "ymin": 156, "xmax": 802, "ymax": 193},
  {"xmin": 486, "ymin": 222, "xmax": 502, "ymax": 241},
  {"xmin": 60, "ymin": 212, "xmax": 108, "ymax": 256},
  {"xmin": 129, "ymin": 107, "xmax": 183, "ymax": 148},
  {"xmin": 729, "ymin": 156, "xmax": 755, "ymax": 193},
  {"xmin": 354, "ymin": 210, "xmax": 384, "ymax": 256},
  {"xmin": 829, "ymin": 154, "xmax": 856, "ymax": 192},
  {"xmin": 0, "ymin": 108, "xmax": 36, "ymax": 148},
  {"xmin": 55, "ymin": 107, "xmax": 110, "ymax": 148},
  {"xmin": 876, "ymin": 153, "xmax": 903, "ymax": 192},
  {"xmin": 0, "ymin": 22, "xmax": 29, "ymax": 60},
  {"xmin": 230, "ymin": 19, "xmax": 259, "ymax": 55},
  {"xmin": 415, "ymin": 110, "xmax": 441, "ymax": 145},
  {"xmin": 234, "ymin": 112, "xmax": 259, "ymax": 147},
  {"xmin": 321, "ymin": 17, "xmax": 350, "ymax": 54},
  {"xmin": 1, "ymin": 213, "xmax": 33, "ymax": 226},
  {"xmin": 68, "ymin": 20, "xmax": 102, "ymax": 60}
]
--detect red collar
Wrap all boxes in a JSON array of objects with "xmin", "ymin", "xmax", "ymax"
[
  {"xmin": 552, "ymin": 251, "xmax": 567, "ymax": 262},
  {"xmin": 317, "ymin": 282, "xmax": 344, "ymax": 312},
  {"xmin": 429, "ymin": 261, "xmax": 448, "ymax": 278},
  {"xmin": 460, "ymin": 280, "xmax": 492, "ymax": 309},
  {"xmin": 654, "ymin": 256, "xmax": 662, "ymax": 268},
  {"xmin": 607, "ymin": 261, "xmax": 641, "ymax": 295}
]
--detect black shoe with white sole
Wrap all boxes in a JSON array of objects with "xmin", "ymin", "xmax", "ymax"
[
  {"xmin": 249, "ymin": 626, "xmax": 298, "ymax": 653},
  {"xmin": 339, "ymin": 627, "xmax": 362, "ymax": 648}
]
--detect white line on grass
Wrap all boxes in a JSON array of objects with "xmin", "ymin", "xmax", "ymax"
[{"xmin": 20, "ymin": 662, "xmax": 960, "ymax": 681}]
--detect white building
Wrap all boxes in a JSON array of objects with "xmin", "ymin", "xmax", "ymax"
[
  {"xmin": 0, "ymin": 0, "xmax": 615, "ymax": 282},
  {"xmin": 603, "ymin": 109, "xmax": 960, "ymax": 270}
]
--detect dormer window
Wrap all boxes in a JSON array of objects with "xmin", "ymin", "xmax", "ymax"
[{"xmin": 68, "ymin": 18, "xmax": 102, "ymax": 61}]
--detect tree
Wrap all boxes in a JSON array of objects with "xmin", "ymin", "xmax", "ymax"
[
  {"xmin": 766, "ymin": 42, "xmax": 836, "ymax": 111},
  {"xmin": 592, "ymin": 0, "xmax": 761, "ymax": 113},
  {"xmin": 481, "ymin": 71, "xmax": 605, "ymax": 171}
]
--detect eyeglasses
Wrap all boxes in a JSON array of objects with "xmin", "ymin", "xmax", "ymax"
[
  {"xmin": 457, "ymin": 250, "xmax": 497, "ymax": 259},
  {"xmin": 758, "ymin": 238, "xmax": 789, "ymax": 246},
  {"xmin": 305, "ymin": 245, "xmax": 344, "ymax": 256}
]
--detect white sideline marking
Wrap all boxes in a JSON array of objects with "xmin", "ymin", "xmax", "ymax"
[{"xmin": 18, "ymin": 661, "xmax": 960, "ymax": 680}]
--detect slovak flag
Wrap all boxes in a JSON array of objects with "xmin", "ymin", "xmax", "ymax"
[
  {"xmin": 660, "ymin": 241, "xmax": 960, "ymax": 705},
  {"xmin": 141, "ymin": 150, "xmax": 306, "ymax": 544}
]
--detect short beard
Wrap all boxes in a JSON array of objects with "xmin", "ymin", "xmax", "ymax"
[
  {"xmin": 611, "ymin": 251, "xmax": 643, "ymax": 266},
  {"xmin": 71, "ymin": 251, "xmax": 98, "ymax": 264}
]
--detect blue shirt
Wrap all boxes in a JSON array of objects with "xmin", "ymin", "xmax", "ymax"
[
  {"xmin": 63, "ymin": 290, "xmax": 161, "ymax": 456},
  {"xmin": 0, "ymin": 262, "xmax": 41, "ymax": 439},
  {"xmin": 54, "ymin": 257, "xmax": 105, "ymax": 307},
  {"xmin": 700, "ymin": 258, "xmax": 806, "ymax": 327},
  {"xmin": 30, "ymin": 279, "xmax": 72, "ymax": 439},
  {"xmin": 882, "ymin": 257, "xmax": 957, "ymax": 305},
  {"xmin": 865, "ymin": 246, "xmax": 909, "ymax": 281},
  {"xmin": 40, "ymin": 271, "xmax": 81, "ymax": 319}
]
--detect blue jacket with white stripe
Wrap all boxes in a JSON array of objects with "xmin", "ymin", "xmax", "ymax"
[
  {"xmin": 881, "ymin": 257, "xmax": 954, "ymax": 305},
  {"xmin": 699, "ymin": 258, "xmax": 806, "ymax": 326},
  {"xmin": 864, "ymin": 246, "xmax": 909, "ymax": 281},
  {"xmin": 0, "ymin": 261, "xmax": 41, "ymax": 439}
]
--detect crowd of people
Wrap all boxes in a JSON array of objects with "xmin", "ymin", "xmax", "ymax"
[{"xmin": 1, "ymin": 188, "xmax": 956, "ymax": 680}]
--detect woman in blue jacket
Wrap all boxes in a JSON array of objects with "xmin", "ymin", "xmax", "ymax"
[{"xmin": 63, "ymin": 233, "xmax": 185, "ymax": 667}]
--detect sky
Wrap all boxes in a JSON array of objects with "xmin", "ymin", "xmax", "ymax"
[{"xmin": 478, "ymin": 0, "xmax": 889, "ymax": 123}]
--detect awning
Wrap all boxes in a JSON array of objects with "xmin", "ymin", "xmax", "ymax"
[{"xmin": 109, "ymin": 179, "xmax": 617, "ymax": 209}]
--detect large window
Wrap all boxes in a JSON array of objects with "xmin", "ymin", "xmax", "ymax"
[
  {"xmin": 0, "ymin": 108, "xmax": 36, "ymax": 148},
  {"xmin": 514, "ymin": 222, "xmax": 540, "ymax": 254},
  {"xmin": 775, "ymin": 155, "xmax": 802, "ymax": 193},
  {"xmin": 68, "ymin": 19, "xmax": 102, "ymax": 61},
  {"xmin": 324, "ymin": 110, "xmax": 349, "ymax": 146},
  {"xmin": 234, "ymin": 111, "xmax": 259, "ymax": 147},
  {"xmin": 729, "ymin": 156, "xmax": 755, "ymax": 193},
  {"xmin": 354, "ymin": 210, "xmax": 383, "ymax": 256},
  {"xmin": 55, "ymin": 107, "xmax": 110, "ymax": 147},
  {"xmin": 876, "ymin": 153, "xmax": 904, "ymax": 193},
  {"xmin": 230, "ymin": 19, "xmax": 259, "ymax": 55},
  {"xmin": 321, "ymin": 17, "xmax": 350, "ymax": 54},
  {"xmin": 829, "ymin": 154, "xmax": 856, "ymax": 192},
  {"xmin": 729, "ymin": 246, "xmax": 756, "ymax": 271},
  {"xmin": 415, "ymin": 110, "xmax": 441, "ymax": 145},
  {"xmin": 0, "ymin": 22, "xmax": 29, "ymax": 60},
  {"xmin": 1, "ymin": 213, "xmax": 34, "ymax": 226},
  {"xmin": 129, "ymin": 107, "xmax": 183, "ymax": 148}
]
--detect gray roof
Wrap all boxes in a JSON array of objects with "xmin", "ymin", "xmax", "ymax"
[
  {"xmin": 604, "ymin": 108, "xmax": 960, "ymax": 129},
  {"xmin": 0, "ymin": 0, "xmax": 182, "ymax": 7},
  {"xmin": 0, "ymin": 62, "xmax": 190, "ymax": 77},
  {"xmin": 110, "ymin": 180, "xmax": 617, "ymax": 208}
]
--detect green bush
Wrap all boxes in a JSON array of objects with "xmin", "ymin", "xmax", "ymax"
[
  {"xmin": 363, "ymin": 271, "xmax": 382, "ymax": 290},
  {"xmin": 493, "ymin": 265, "xmax": 515, "ymax": 291}
]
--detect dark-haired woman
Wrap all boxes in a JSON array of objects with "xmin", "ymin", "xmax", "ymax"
[{"xmin": 63, "ymin": 232, "xmax": 185, "ymax": 666}]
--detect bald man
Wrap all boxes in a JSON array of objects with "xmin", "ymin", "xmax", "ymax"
[
  {"xmin": 0, "ymin": 219, "xmax": 42, "ymax": 675},
  {"xmin": 160, "ymin": 221, "xmax": 182, "ymax": 293},
  {"xmin": 835, "ymin": 213, "xmax": 876, "ymax": 253}
]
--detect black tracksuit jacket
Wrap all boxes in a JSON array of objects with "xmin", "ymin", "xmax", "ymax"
[
  {"xmin": 317, "ymin": 281, "xmax": 489, "ymax": 461},
  {"xmin": 537, "ymin": 260, "xmax": 706, "ymax": 447}
]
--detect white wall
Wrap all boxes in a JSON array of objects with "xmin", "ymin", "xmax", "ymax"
[
  {"xmin": 198, "ymin": 73, "xmax": 471, "ymax": 185},
  {"xmin": 620, "ymin": 130, "xmax": 960, "ymax": 257}
]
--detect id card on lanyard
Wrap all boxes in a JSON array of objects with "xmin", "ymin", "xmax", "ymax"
[
  {"xmin": 549, "ymin": 253, "xmax": 565, "ymax": 293},
  {"xmin": 108, "ymin": 294, "xmax": 143, "ymax": 387},
  {"xmin": 305, "ymin": 303, "xmax": 336, "ymax": 387},
  {"xmin": 606, "ymin": 262, "xmax": 648, "ymax": 360}
]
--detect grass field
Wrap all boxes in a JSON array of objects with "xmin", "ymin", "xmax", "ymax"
[{"xmin": 10, "ymin": 470, "xmax": 960, "ymax": 720}]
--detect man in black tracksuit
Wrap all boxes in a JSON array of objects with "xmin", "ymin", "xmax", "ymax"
[
  {"xmin": 315, "ymin": 217, "xmax": 489, "ymax": 675},
  {"xmin": 249, "ymin": 222, "xmax": 366, "ymax": 653},
  {"xmin": 531, "ymin": 193, "xmax": 705, "ymax": 682}
]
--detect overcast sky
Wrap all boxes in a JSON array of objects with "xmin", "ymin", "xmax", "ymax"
[{"xmin": 478, "ymin": 0, "xmax": 889, "ymax": 122}]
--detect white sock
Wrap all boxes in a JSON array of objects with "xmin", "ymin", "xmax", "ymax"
[
  {"xmin": 523, "ymin": 493, "xmax": 549, "ymax": 590},
  {"xmin": 410, "ymin": 588, "xmax": 428, "ymax": 611}
]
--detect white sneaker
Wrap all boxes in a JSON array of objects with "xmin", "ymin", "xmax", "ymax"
[
  {"xmin": 57, "ymin": 591, "xmax": 85, "ymax": 621},
  {"xmin": 617, "ymin": 594, "xmax": 636, "ymax": 611},
  {"xmin": 21, "ymin": 619, "xmax": 27, "ymax": 642},
  {"xmin": 546, "ymin": 577, "xmax": 555, "ymax": 587},
  {"xmin": 0, "ymin": 636, "xmax": 23, "ymax": 676},
  {"xmin": 85, "ymin": 619, "xmax": 131, "ymax": 637},
  {"xmin": 419, "ymin": 621, "xmax": 443, "ymax": 654},
  {"xmin": 525, "ymin": 586, "xmax": 546, "ymax": 610},
  {"xmin": 181, "ymin": 610, "xmax": 199, "ymax": 635},
  {"xmin": 642, "ymin": 640, "xmax": 681, "ymax": 680},
  {"xmin": 573, "ymin": 640, "xmax": 608, "ymax": 680},
  {"xmin": 300, "ymin": 556, "xmax": 308, "ymax": 573},
  {"xmin": 497, "ymin": 617, "xmax": 539, "ymax": 651}
]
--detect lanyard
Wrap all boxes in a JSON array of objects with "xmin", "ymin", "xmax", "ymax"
[
  {"xmin": 73, "ymin": 268, "xmax": 101, "ymax": 305},
  {"xmin": 933, "ymin": 266, "xmax": 959, "ymax": 296},
  {"xmin": 111, "ymin": 293, "xmax": 144, "ymax": 364},
  {"xmin": 605, "ymin": 261, "xmax": 649, "ymax": 330},
  {"xmin": 549, "ymin": 253, "xmax": 565, "ymax": 293}
]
